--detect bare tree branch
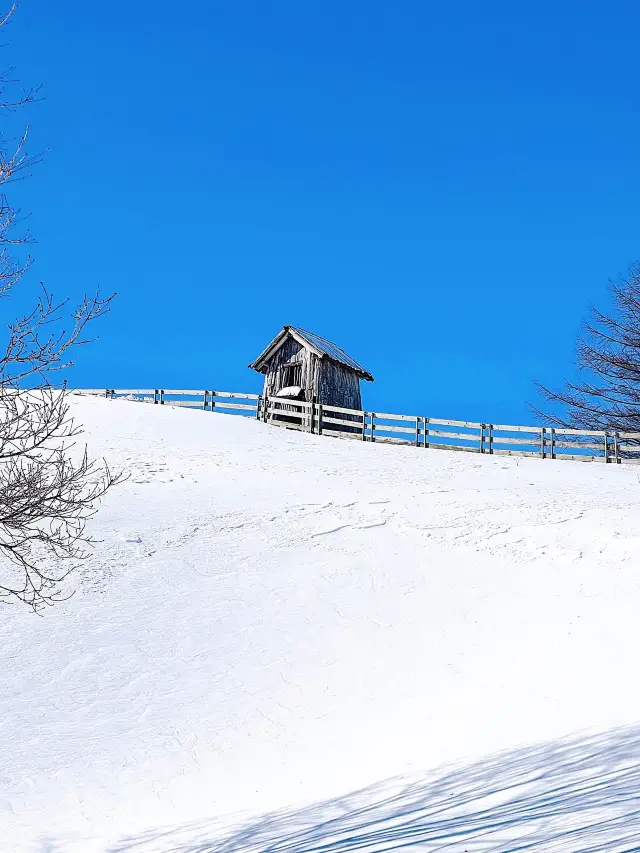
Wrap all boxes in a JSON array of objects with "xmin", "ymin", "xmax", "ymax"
[
  {"xmin": 535, "ymin": 264, "xmax": 640, "ymax": 436},
  {"xmin": 0, "ymin": 7, "xmax": 123, "ymax": 610},
  {"xmin": 0, "ymin": 388, "xmax": 124, "ymax": 609}
]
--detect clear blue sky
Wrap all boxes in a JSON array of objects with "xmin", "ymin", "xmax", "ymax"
[{"xmin": 8, "ymin": 1, "xmax": 640, "ymax": 423}]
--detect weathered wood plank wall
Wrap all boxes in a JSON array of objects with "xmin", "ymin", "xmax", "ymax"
[{"xmin": 317, "ymin": 361, "xmax": 362, "ymax": 410}]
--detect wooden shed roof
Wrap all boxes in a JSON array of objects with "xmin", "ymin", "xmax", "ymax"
[{"xmin": 249, "ymin": 326, "xmax": 374, "ymax": 381}]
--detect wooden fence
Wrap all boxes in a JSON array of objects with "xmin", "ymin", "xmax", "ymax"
[{"xmin": 71, "ymin": 388, "xmax": 640, "ymax": 464}]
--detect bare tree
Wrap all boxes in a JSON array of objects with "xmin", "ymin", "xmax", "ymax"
[
  {"xmin": 536, "ymin": 264, "xmax": 640, "ymax": 433},
  {"xmin": 0, "ymin": 5, "xmax": 122, "ymax": 611}
]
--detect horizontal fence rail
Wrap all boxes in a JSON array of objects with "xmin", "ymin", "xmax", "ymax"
[{"xmin": 70, "ymin": 388, "xmax": 640, "ymax": 465}]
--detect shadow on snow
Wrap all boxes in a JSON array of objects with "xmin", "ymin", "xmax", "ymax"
[{"xmin": 46, "ymin": 725, "xmax": 640, "ymax": 852}]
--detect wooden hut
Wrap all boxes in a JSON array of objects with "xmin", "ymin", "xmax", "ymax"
[{"xmin": 249, "ymin": 326, "xmax": 373, "ymax": 424}]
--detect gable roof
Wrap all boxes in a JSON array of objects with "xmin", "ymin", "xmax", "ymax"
[{"xmin": 249, "ymin": 326, "xmax": 374, "ymax": 381}]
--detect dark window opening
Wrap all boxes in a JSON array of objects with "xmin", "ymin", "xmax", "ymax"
[{"xmin": 282, "ymin": 363, "xmax": 302, "ymax": 389}]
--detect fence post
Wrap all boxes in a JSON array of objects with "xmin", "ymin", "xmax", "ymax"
[
  {"xmin": 362, "ymin": 411, "xmax": 367, "ymax": 441},
  {"xmin": 210, "ymin": 391, "xmax": 216, "ymax": 414},
  {"xmin": 424, "ymin": 416, "xmax": 429, "ymax": 448},
  {"xmin": 310, "ymin": 397, "xmax": 316, "ymax": 434},
  {"xmin": 415, "ymin": 416, "xmax": 420, "ymax": 447},
  {"xmin": 541, "ymin": 427, "xmax": 546, "ymax": 459},
  {"xmin": 614, "ymin": 432, "xmax": 621, "ymax": 464},
  {"xmin": 153, "ymin": 389, "xmax": 158, "ymax": 405},
  {"xmin": 203, "ymin": 390, "xmax": 208, "ymax": 411},
  {"xmin": 263, "ymin": 395, "xmax": 269, "ymax": 423},
  {"xmin": 487, "ymin": 424, "xmax": 493, "ymax": 454},
  {"xmin": 160, "ymin": 389, "xmax": 164, "ymax": 405},
  {"xmin": 604, "ymin": 433, "xmax": 610, "ymax": 463},
  {"xmin": 256, "ymin": 395, "xmax": 262, "ymax": 420},
  {"xmin": 549, "ymin": 427, "xmax": 555, "ymax": 460},
  {"xmin": 317, "ymin": 403, "xmax": 323, "ymax": 435},
  {"xmin": 479, "ymin": 423, "xmax": 485, "ymax": 454},
  {"xmin": 370, "ymin": 412, "xmax": 376, "ymax": 442}
]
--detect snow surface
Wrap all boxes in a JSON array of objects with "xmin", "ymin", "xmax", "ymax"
[
  {"xmin": 274, "ymin": 385, "xmax": 303, "ymax": 398},
  {"xmin": 1, "ymin": 395, "xmax": 640, "ymax": 852}
]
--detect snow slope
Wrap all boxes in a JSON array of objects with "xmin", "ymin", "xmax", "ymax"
[{"xmin": 1, "ymin": 396, "xmax": 640, "ymax": 852}]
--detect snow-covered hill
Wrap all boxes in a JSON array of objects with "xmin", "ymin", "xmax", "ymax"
[{"xmin": 2, "ymin": 396, "xmax": 640, "ymax": 852}]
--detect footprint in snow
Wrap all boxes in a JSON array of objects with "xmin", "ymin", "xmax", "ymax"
[
  {"xmin": 312, "ymin": 524, "xmax": 351, "ymax": 537},
  {"xmin": 357, "ymin": 520, "xmax": 388, "ymax": 529}
]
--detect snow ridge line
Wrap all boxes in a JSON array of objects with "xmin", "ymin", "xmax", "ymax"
[{"xmin": 69, "ymin": 387, "xmax": 640, "ymax": 465}]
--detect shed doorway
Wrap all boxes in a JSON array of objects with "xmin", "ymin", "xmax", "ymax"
[
  {"xmin": 274, "ymin": 362, "xmax": 304, "ymax": 427},
  {"xmin": 281, "ymin": 362, "xmax": 302, "ymax": 392}
]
